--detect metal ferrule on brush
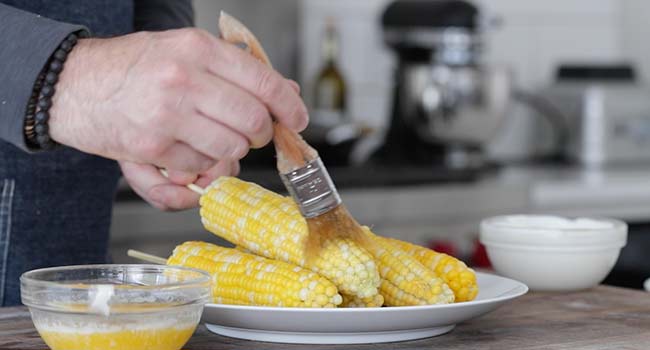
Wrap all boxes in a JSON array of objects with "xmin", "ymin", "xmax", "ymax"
[{"xmin": 280, "ymin": 158, "xmax": 341, "ymax": 218}]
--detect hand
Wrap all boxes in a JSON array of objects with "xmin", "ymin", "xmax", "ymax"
[
  {"xmin": 50, "ymin": 28, "xmax": 308, "ymax": 166},
  {"xmin": 119, "ymin": 159, "xmax": 240, "ymax": 211},
  {"xmin": 48, "ymin": 28, "xmax": 308, "ymax": 209}
]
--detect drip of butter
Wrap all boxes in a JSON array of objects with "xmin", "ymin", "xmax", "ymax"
[{"xmin": 89, "ymin": 285, "xmax": 115, "ymax": 316}]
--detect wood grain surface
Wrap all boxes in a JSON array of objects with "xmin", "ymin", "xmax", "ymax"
[{"xmin": 2, "ymin": 286, "xmax": 649, "ymax": 350}]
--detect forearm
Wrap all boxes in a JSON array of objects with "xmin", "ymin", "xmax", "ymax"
[{"xmin": 0, "ymin": 3, "xmax": 87, "ymax": 151}]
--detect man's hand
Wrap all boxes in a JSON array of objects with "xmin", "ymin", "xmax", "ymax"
[
  {"xmin": 48, "ymin": 28, "xmax": 308, "ymax": 209},
  {"xmin": 119, "ymin": 159, "xmax": 239, "ymax": 211}
]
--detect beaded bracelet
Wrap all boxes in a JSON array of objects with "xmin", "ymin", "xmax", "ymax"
[{"xmin": 24, "ymin": 32, "xmax": 86, "ymax": 150}]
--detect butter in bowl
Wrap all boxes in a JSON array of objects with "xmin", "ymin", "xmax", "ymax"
[
  {"xmin": 480, "ymin": 215, "xmax": 627, "ymax": 291},
  {"xmin": 20, "ymin": 264, "xmax": 210, "ymax": 350}
]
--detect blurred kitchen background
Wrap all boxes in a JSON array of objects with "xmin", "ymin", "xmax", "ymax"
[{"xmin": 113, "ymin": 0, "xmax": 650, "ymax": 290}]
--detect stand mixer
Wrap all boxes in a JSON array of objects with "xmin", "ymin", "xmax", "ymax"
[{"xmin": 372, "ymin": 0, "xmax": 510, "ymax": 170}]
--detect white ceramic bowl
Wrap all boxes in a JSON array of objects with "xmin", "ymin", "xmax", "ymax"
[{"xmin": 480, "ymin": 215, "xmax": 627, "ymax": 292}]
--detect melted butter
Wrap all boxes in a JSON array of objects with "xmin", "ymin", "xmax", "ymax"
[
  {"xmin": 36, "ymin": 302, "xmax": 198, "ymax": 350},
  {"xmin": 38, "ymin": 326, "xmax": 196, "ymax": 350}
]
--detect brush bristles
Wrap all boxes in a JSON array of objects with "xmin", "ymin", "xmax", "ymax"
[{"xmin": 305, "ymin": 205, "xmax": 378, "ymax": 263}]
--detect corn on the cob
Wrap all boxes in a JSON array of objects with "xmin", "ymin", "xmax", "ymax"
[
  {"xmin": 168, "ymin": 241, "xmax": 343, "ymax": 307},
  {"xmin": 359, "ymin": 227, "xmax": 454, "ymax": 306},
  {"xmin": 383, "ymin": 237, "xmax": 478, "ymax": 302},
  {"xmin": 200, "ymin": 177, "xmax": 380, "ymax": 298},
  {"xmin": 340, "ymin": 293, "xmax": 384, "ymax": 308}
]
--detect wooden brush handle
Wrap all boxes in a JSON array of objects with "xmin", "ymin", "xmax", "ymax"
[
  {"xmin": 272, "ymin": 123, "xmax": 308, "ymax": 168},
  {"xmin": 218, "ymin": 11, "xmax": 313, "ymax": 170},
  {"xmin": 218, "ymin": 11, "xmax": 273, "ymax": 67}
]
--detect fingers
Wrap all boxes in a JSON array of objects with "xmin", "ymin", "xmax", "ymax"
[
  {"xmin": 154, "ymin": 142, "xmax": 215, "ymax": 173},
  {"xmin": 119, "ymin": 161, "xmax": 200, "ymax": 211},
  {"xmin": 195, "ymin": 159, "xmax": 240, "ymax": 188},
  {"xmin": 177, "ymin": 112, "xmax": 250, "ymax": 161},
  {"xmin": 165, "ymin": 169, "xmax": 198, "ymax": 186},
  {"xmin": 209, "ymin": 40, "xmax": 309, "ymax": 131},
  {"xmin": 192, "ymin": 74, "xmax": 273, "ymax": 149},
  {"xmin": 287, "ymin": 79, "xmax": 301, "ymax": 94},
  {"xmin": 231, "ymin": 159, "xmax": 241, "ymax": 176}
]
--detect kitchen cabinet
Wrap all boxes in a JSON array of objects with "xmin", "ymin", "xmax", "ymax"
[{"xmin": 3, "ymin": 286, "xmax": 649, "ymax": 349}]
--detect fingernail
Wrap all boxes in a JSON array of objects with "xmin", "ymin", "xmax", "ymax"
[
  {"xmin": 231, "ymin": 161, "xmax": 241, "ymax": 176},
  {"xmin": 287, "ymin": 79, "xmax": 301, "ymax": 94},
  {"xmin": 151, "ymin": 201, "xmax": 168, "ymax": 211},
  {"xmin": 149, "ymin": 187, "xmax": 164, "ymax": 204},
  {"xmin": 230, "ymin": 141, "xmax": 249, "ymax": 159},
  {"xmin": 168, "ymin": 170, "xmax": 199, "ymax": 185},
  {"xmin": 291, "ymin": 104, "xmax": 309, "ymax": 131}
]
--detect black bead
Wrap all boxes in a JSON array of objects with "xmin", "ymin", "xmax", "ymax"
[
  {"xmin": 35, "ymin": 112, "xmax": 49, "ymax": 126},
  {"xmin": 49, "ymin": 60, "xmax": 63, "ymax": 73},
  {"xmin": 60, "ymin": 40, "xmax": 73, "ymax": 52},
  {"xmin": 38, "ymin": 98, "xmax": 52, "ymax": 110},
  {"xmin": 45, "ymin": 72, "xmax": 58, "ymax": 84},
  {"xmin": 36, "ymin": 134, "xmax": 50, "ymax": 145},
  {"xmin": 35, "ymin": 123, "xmax": 49, "ymax": 134},
  {"xmin": 53, "ymin": 49, "xmax": 67, "ymax": 61},
  {"xmin": 66, "ymin": 33, "xmax": 78, "ymax": 45},
  {"xmin": 40, "ymin": 85, "xmax": 55, "ymax": 97}
]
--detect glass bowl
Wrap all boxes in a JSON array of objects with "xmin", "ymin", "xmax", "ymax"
[{"xmin": 21, "ymin": 264, "xmax": 211, "ymax": 350}]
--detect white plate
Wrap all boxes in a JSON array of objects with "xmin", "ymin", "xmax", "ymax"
[{"xmin": 202, "ymin": 272, "xmax": 528, "ymax": 344}]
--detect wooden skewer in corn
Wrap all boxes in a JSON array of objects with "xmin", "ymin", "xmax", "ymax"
[
  {"xmin": 127, "ymin": 249, "xmax": 167, "ymax": 265},
  {"xmin": 218, "ymin": 12, "xmax": 376, "ymax": 262},
  {"xmin": 158, "ymin": 169, "xmax": 205, "ymax": 195}
]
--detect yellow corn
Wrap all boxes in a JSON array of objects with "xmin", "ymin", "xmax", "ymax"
[
  {"xmin": 200, "ymin": 177, "xmax": 380, "ymax": 299},
  {"xmin": 340, "ymin": 293, "xmax": 384, "ymax": 308},
  {"xmin": 168, "ymin": 241, "xmax": 343, "ymax": 308},
  {"xmin": 360, "ymin": 227, "xmax": 455, "ymax": 306},
  {"xmin": 384, "ymin": 237, "xmax": 479, "ymax": 302}
]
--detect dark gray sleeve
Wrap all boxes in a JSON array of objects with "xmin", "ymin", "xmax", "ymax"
[
  {"xmin": 134, "ymin": 0, "xmax": 194, "ymax": 31},
  {"xmin": 0, "ymin": 3, "xmax": 87, "ymax": 151}
]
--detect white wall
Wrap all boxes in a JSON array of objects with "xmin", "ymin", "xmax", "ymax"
[
  {"xmin": 193, "ymin": 0, "xmax": 299, "ymax": 78},
  {"xmin": 477, "ymin": 0, "xmax": 624, "ymax": 159},
  {"xmin": 620, "ymin": 0, "xmax": 650, "ymax": 83}
]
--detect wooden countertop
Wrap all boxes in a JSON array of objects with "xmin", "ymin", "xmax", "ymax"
[{"xmin": 2, "ymin": 286, "xmax": 649, "ymax": 350}]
